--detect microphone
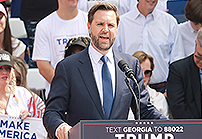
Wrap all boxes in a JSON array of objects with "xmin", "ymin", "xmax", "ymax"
[
  {"xmin": 118, "ymin": 60, "xmax": 140, "ymax": 120},
  {"xmin": 118, "ymin": 60, "xmax": 137, "ymax": 83}
]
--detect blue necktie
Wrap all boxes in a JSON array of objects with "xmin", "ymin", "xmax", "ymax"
[{"xmin": 101, "ymin": 56, "xmax": 113, "ymax": 119}]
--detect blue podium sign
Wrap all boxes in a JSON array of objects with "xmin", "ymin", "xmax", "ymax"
[{"xmin": 69, "ymin": 119, "xmax": 202, "ymax": 139}]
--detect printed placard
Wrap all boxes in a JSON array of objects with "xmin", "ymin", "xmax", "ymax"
[
  {"xmin": 0, "ymin": 114, "xmax": 47, "ymax": 139},
  {"xmin": 70, "ymin": 119, "xmax": 202, "ymax": 139}
]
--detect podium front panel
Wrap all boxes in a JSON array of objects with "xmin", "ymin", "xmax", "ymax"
[{"xmin": 69, "ymin": 119, "xmax": 202, "ymax": 139}]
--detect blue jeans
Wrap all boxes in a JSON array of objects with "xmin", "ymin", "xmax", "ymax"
[
  {"xmin": 23, "ymin": 20, "xmax": 38, "ymax": 68},
  {"xmin": 155, "ymin": 86, "xmax": 166, "ymax": 93}
]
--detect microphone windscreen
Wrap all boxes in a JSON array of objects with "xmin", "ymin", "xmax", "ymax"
[{"xmin": 118, "ymin": 60, "xmax": 128, "ymax": 72}]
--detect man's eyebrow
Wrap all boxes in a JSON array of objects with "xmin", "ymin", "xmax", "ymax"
[{"xmin": 197, "ymin": 51, "xmax": 202, "ymax": 56}]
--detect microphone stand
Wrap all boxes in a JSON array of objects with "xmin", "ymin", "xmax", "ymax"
[{"xmin": 124, "ymin": 77, "xmax": 140, "ymax": 120}]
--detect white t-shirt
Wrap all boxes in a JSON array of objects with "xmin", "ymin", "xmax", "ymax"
[
  {"xmin": 179, "ymin": 20, "xmax": 196, "ymax": 57},
  {"xmin": 33, "ymin": 10, "xmax": 89, "ymax": 98},
  {"xmin": 12, "ymin": 37, "xmax": 26, "ymax": 57}
]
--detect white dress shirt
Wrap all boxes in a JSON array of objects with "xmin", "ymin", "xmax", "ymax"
[
  {"xmin": 179, "ymin": 20, "xmax": 197, "ymax": 57},
  {"xmin": 89, "ymin": 44, "xmax": 115, "ymax": 105},
  {"xmin": 113, "ymin": 5, "xmax": 184, "ymax": 84}
]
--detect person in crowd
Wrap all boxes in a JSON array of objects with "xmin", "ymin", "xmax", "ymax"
[
  {"xmin": 77, "ymin": 0, "xmax": 137, "ymax": 16},
  {"xmin": 20, "ymin": 0, "xmax": 58, "ymax": 68},
  {"xmin": 0, "ymin": 50, "xmax": 37, "ymax": 121},
  {"xmin": 64, "ymin": 37, "xmax": 90, "ymax": 58},
  {"xmin": 32, "ymin": 0, "xmax": 89, "ymax": 99},
  {"xmin": 133, "ymin": 51, "xmax": 169, "ymax": 117},
  {"xmin": 12, "ymin": 56, "xmax": 45, "ymax": 118},
  {"xmin": 0, "ymin": 1, "xmax": 6, "ymax": 6},
  {"xmin": 179, "ymin": 0, "xmax": 202, "ymax": 57},
  {"xmin": 43, "ymin": 3, "xmax": 167, "ymax": 139},
  {"xmin": 167, "ymin": 27, "xmax": 202, "ymax": 119},
  {"xmin": 113, "ymin": 0, "xmax": 184, "ymax": 94},
  {"xmin": 0, "ymin": 3, "xmax": 26, "ymax": 59},
  {"xmin": 10, "ymin": 0, "xmax": 22, "ymax": 18},
  {"xmin": 77, "ymin": 0, "xmax": 168, "ymax": 15}
]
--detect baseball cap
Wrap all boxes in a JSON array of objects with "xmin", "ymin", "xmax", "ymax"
[
  {"xmin": 0, "ymin": 50, "xmax": 13, "ymax": 67},
  {"xmin": 0, "ymin": 3, "xmax": 7, "ymax": 18},
  {"xmin": 71, "ymin": 40, "xmax": 87, "ymax": 48},
  {"xmin": 65, "ymin": 37, "xmax": 91, "ymax": 57}
]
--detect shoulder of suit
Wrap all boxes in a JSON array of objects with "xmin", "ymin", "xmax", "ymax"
[{"xmin": 170, "ymin": 54, "xmax": 194, "ymax": 68}]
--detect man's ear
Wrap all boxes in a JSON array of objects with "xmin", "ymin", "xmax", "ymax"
[{"xmin": 87, "ymin": 22, "xmax": 91, "ymax": 33}]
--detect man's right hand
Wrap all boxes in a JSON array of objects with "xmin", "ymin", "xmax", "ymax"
[{"xmin": 56, "ymin": 123, "xmax": 72, "ymax": 139}]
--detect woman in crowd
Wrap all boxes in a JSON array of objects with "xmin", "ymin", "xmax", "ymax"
[
  {"xmin": 12, "ymin": 56, "xmax": 45, "ymax": 118},
  {"xmin": 133, "ymin": 51, "xmax": 169, "ymax": 117},
  {"xmin": 0, "ymin": 50, "xmax": 36, "ymax": 121},
  {"xmin": 0, "ymin": 3, "xmax": 26, "ymax": 59}
]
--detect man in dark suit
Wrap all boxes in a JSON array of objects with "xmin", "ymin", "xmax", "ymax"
[
  {"xmin": 43, "ymin": 3, "xmax": 167, "ymax": 139},
  {"xmin": 167, "ymin": 27, "xmax": 202, "ymax": 119}
]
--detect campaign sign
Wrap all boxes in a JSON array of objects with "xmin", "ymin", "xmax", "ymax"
[
  {"xmin": 69, "ymin": 119, "xmax": 202, "ymax": 139},
  {"xmin": 0, "ymin": 114, "xmax": 47, "ymax": 139}
]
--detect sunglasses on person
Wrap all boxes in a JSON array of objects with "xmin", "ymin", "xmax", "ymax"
[{"xmin": 144, "ymin": 70, "xmax": 152, "ymax": 77}]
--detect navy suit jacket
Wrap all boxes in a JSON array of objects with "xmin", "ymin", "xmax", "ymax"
[
  {"xmin": 43, "ymin": 47, "xmax": 166, "ymax": 137},
  {"xmin": 167, "ymin": 54, "xmax": 201, "ymax": 118}
]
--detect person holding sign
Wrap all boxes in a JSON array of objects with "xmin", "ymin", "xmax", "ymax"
[
  {"xmin": 12, "ymin": 56, "xmax": 45, "ymax": 118},
  {"xmin": 0, "ymin": 50, "xmax": 37, "ymax": 121}
]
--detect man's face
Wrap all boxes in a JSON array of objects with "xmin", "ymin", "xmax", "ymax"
[
  {"xmin": 194, "ymin": 40, "xmax": 202, "ymax": 69},
  {"xmin": 138, "ymin": 0, "xmax": 158, "ymax": 16},
  {"xmin": 88, "ymin": 10, "xmax": 117, "ymax": 55},
  {"xmin": 140, "ymin": 58, "xmax": 152, "ymax": 87},
  {"xmin": 190, "ymin": 21, "xmax": 202, "ymax": 32}
]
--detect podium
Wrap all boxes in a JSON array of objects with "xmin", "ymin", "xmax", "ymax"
[{"xmin": 69, "ymin": 119, "xmax": 202, "ymax": 139}]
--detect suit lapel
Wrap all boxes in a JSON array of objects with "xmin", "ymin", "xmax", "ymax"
[
  {"xmin": 77, "ymin": 48, "xmax": 105, "ymax": 119},
  {"xmin": 110, "ymin": 51, "xmax": 127, "ymax": 117},
  {"xmin": 189, "ymin": 56, "xmax": 201, "ymax": 114}
]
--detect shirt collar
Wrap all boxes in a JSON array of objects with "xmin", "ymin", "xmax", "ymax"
[
  {"xmin": 89, "ymin": 44, "xmax": 113, "ymax": 64},
  {"xmin": 188, "ymin": 20, "xmax": 196, "ymax": 33},
  {"xmin": 133, "ymin": 4, "xmax": 155, "ymax": 21},
  {"xmin": 200, "ymin": 68, "xmax": 202, "ymax": 74},
  {"xmin": 133, "ymin": 4, "xmax": 141, "ymax": 20}
]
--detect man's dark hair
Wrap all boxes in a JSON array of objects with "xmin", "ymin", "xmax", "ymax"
[
  {"xmin": 88, "ymin": 3, "xmax": 120, "ymax": 26},
  {"xmin": 185, "ymin": 0, "xmax": 202, "ymax": 24}
]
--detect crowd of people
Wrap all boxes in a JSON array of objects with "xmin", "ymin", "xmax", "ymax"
[{"xmin": 0, "ymin": 0, "xmax": 202, "ymax": 138}]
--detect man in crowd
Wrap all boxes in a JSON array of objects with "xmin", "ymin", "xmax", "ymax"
[
  {"xmin": 179, "ymin": 0, "xmax": 202, "ymax": 57},
  {"xmin": 167, "ymin": 27, "xmax": 202, "ymax": 119},
  {"xmin": 113, "ymin": 0, "xmax": 184, "ymax": 93},
  {"xmin": 32, "ymin": 0, "xmax": 89, "ymax": 99}
]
